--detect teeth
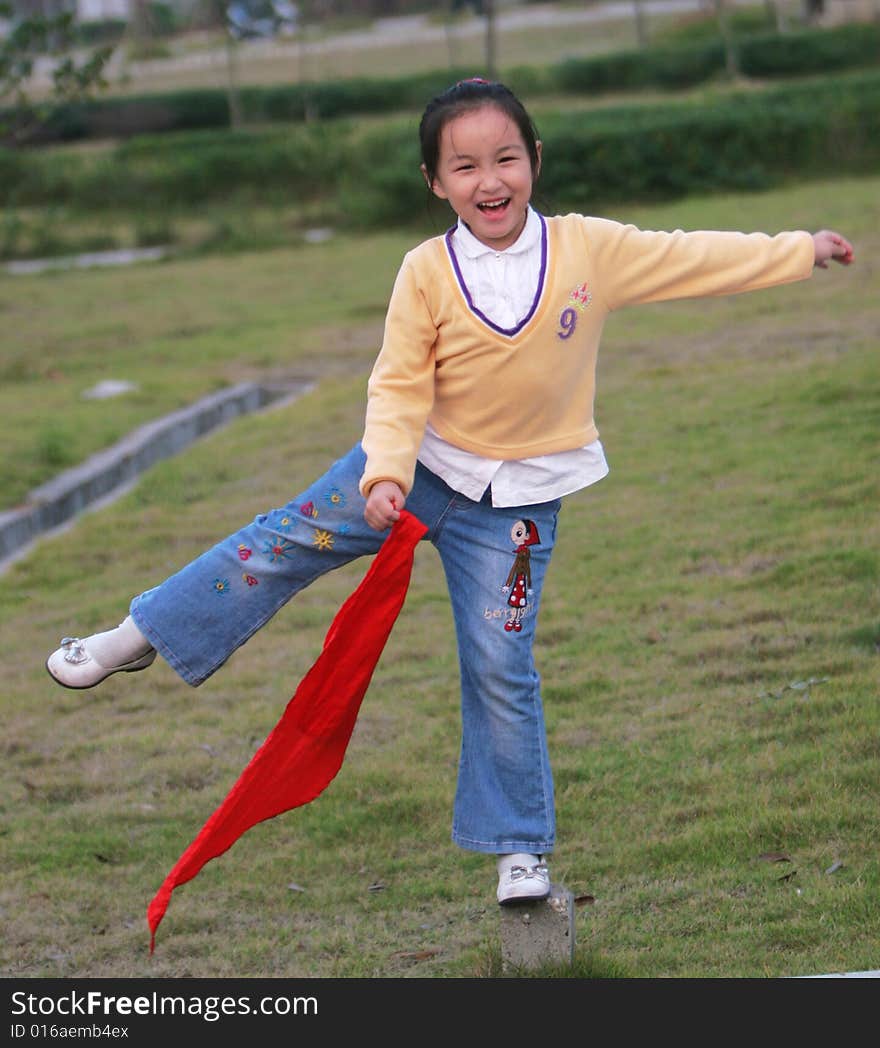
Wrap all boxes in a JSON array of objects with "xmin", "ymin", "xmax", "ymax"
[{"xmin": 479, "ymin": 199, "xmax": 508, "ymax": 210}]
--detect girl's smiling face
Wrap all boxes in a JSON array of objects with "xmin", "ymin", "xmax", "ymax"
[{"xmin": 425, "ymin": 103, "xmax": 541, "ymax": 252}]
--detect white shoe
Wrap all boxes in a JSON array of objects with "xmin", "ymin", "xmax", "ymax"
[
  {"xmin": 496, "ymin": 853, "xmax": 551, "ymax": 905},
  {"xmin": 46, "ymin": 620, "xmax": 155, "ymax": 690}
]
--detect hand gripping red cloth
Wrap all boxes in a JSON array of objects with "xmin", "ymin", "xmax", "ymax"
[{"xmin": 147, "ymin": 510, "xmax": 428, "ymax": 951}]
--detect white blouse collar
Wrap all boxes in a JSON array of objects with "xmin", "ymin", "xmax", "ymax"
[{"xmin": 454, "ymin": 205, "xmax": 541, "ymax": 259}]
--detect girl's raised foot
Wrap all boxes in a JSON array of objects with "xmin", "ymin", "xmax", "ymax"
[{"xmin": 45, "ymin": 617, "xmax": 155, "ymax": 690}]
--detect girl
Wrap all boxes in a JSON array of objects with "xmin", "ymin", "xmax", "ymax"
[
  {"xmin": 503, "ymin": 518, "xmax": 540, "ymax": 634},
  {"xmin": 46, "ymin": 79, "xmax": 853, "ymax": 907}
]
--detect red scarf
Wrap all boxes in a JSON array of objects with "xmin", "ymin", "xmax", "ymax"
[{"xmin": 147, "ymin": 510, "xmax": 428, "ymax": 951}]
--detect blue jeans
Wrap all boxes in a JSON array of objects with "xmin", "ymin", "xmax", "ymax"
[{"xmin": 130, "ymin": 444, "xmax": 561, "ymax": 855}]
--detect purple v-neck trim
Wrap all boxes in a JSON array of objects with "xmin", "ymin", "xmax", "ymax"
[{"xmin": 444, "ymin": 213, "xmax": 548, "ymax": 337}]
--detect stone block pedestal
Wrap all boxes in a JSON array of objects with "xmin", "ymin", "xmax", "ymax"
[{"xmin": 499, "ymin": 883, "xmax": 575, "ymax": 973}]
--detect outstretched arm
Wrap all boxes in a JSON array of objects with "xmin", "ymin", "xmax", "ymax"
[{"xmin": 812, "ymin": 230, "xmax": 854, "ymax": 269}]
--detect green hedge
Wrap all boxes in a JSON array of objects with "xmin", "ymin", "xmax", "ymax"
[
  {"xmin": 547, "ymin": 75, "xmax": 880, "ymax": 207},
  {"xmin": 4, "ymin": 71, "xmax": 877, "ymax": 221},
  {"xmin": 346, "ymin": 71, "xmax": 880, "ymax": 224},
  {"xmin": 6, "ymin": 21, "xmax": 880, "ymax": 145},
  {"xmin": 557, "ymin": 22, "xmax": 880, "ymax": 93},
  {"xmin": 241, "ymin": 69, "xmax": 480, "ymax": 123},
  {"xmin": 739, "ymin": 21, "xmax": 880, "ymax": 76},
  {"xmin": 29, "ymin": 89, "xmax": 233, "ymax": 143},
  {"xmin": 555, "ymin": 41, "xmax": 728, "ymax": 93},
  {"xmin": 0, "ymin": 122, "xmax": 352, "ymax": 208},
  {"xmin": 11, "ymin": 69, "xmax": 478, "ymax": 145}
]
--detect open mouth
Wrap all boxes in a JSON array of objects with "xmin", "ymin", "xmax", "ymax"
[{"xmin": 477, "ymin": 198, "xmax": 510, "ymax": 214}]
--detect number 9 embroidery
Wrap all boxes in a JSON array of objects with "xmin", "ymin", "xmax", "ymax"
[{"xmin": 557, "ymin": 306, "xmax": 577, "ymax": 340}]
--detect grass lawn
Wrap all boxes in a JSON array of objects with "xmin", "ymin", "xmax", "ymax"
[{"xmin": 0, "ymin": 174, "xmax": 877, "ymax": 979}]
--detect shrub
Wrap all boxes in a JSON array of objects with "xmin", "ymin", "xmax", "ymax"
[
  {"xmin": 2, "ymin": 71, "xmax": 878, "ymax": 223},
  {"xmin": 738, "ymin": 24, "xmax": 880, "ymax": 77}
]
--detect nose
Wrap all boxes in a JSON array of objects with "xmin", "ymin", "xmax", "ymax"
[{"xmin": 477, "ymin": 164, "xmax": 503, "ymax": 192}]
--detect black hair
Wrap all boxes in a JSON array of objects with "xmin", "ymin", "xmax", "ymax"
[{"xmin": 418, "ymin": 78, "xmax": 541, "ymax": 187}]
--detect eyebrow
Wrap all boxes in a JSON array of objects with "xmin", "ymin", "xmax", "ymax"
[{"xmin": 446, "ymin": 141, "xmax": 527, "ymax": 161}]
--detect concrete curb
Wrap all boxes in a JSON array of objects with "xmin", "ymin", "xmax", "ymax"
[{"xmin": 0, "ymin": 380, "xmax": 313, "ymax": 574}]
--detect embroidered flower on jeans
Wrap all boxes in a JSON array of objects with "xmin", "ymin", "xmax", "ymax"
[
  {"xmin": 213, "ymin": 577, "xmax": 231, "ymax": 595},
  {"xmin": 262, "ymin": 537, "xmax": 297, "ymax": 561},
  {"xmin": 237, "ymin": 544, "xmax": 252, "ymax": 561},
  {"xmin": 300, "ymin": 501, "xmax": 318, "ymax": 519},
  {"xmin": 276, "ymin": 514, "xmax": 295, "ymax": 532},
  {"xmin": 324, "ymin": 487, "xmax": 346, "ymax": 508},
  {"xmin": 242, "ymin": 573, "xmax": 259, "ymax": 587},
  {"xmin": 312, "ymin": 529, "xmax": 334, "ymax": 552}
]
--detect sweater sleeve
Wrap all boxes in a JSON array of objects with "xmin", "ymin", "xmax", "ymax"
[
  {"xmin": 584, "ymin": 218, "xmax": 815, "ymax": 312},
  {"xmin": 359, "ymin": 254, "xmax": 438, "ymax": 498}
]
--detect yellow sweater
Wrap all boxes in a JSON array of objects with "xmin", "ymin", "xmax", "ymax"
[{"xmin": 360, "ymin": 213, "xmax": 815, "ymax": 497}]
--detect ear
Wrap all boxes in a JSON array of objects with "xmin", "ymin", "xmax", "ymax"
[
  {"xmin": 534, "ymin": 140, "xmax": 542, "ymax": 181},
  {"xmin": 420, "ymin": 162, "xmax": 448, "ymax": 201}
]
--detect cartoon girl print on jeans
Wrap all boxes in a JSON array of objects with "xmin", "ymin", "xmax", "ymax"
[{"xmin": 502, "ymin": 519, "xmax": 540, "ymax": 633}]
